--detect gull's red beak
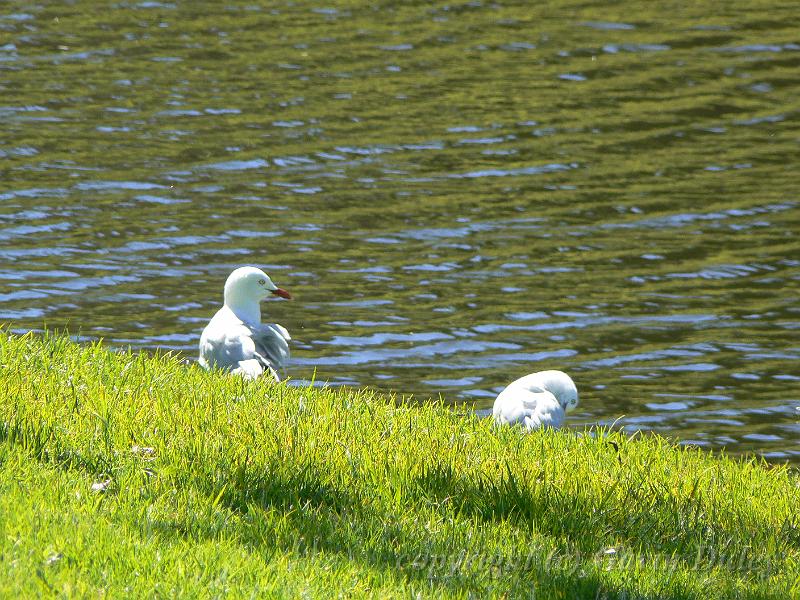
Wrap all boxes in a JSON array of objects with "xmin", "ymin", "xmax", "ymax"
[{"xmin": 271, "ymin": 287, "xmax": 292, "ymax": 300}]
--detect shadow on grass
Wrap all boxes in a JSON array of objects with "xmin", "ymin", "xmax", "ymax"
[
  {"xmin": 170, "ymin": 460, "xmax": 644, "ymax": 600},
  {"xmin": 409, "ymin": 460, "xmax": 789, "ymax": 588},
  {"xmin": 143, "ymin": 455, "xmax": 777, "ymax": 600},
  {"xmin": 0, "ymin": 422, "xmax": 789, "ymax": 598}
]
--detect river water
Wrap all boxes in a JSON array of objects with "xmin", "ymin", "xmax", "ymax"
[{"xmin": 1, "ymin": 1, "xmax": 799, "ymax": 461}]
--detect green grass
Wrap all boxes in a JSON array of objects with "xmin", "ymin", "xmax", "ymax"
[{"xmin": 0, "ymin": 330, "xmax": 797, "ymax": 598}]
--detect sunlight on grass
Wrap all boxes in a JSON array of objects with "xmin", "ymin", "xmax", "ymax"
[{"xmin": 0, "ymin": 330, "xmax": 797, "ymax": 598}]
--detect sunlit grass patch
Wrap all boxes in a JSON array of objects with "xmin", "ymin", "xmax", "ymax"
[{"xmin": 0, "ymin": 330, "xmax": 797, "ymax": 598}]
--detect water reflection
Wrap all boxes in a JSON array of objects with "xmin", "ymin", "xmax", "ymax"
[{"xmin": 1, "ymin": 0, "xmax": 799, "ymax": 462}]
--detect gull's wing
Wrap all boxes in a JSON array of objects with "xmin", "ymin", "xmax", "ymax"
[
  {"xmin": 493, "ymin": 385, "xmax": 565, "ymax": 430},
  {"xmin": 199, "ymin": 307, "xmax": 290, "ymax": 381},
  {"xmin": 521, "ymin": 390, "xmax": 564, "ymax": 430},
  {"xmin": 251, "ymin": 323, "xmax": 291, "ymax": 378}
]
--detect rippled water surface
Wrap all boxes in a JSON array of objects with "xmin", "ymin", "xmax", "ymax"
[{"xmin": 2, "ymin": 1, "xmax": 799, "ymax": 460}]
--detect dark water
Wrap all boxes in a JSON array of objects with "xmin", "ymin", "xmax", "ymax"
[{"xmin": 1, "ymin": 1, "xmax": 799, "ymax": 461}]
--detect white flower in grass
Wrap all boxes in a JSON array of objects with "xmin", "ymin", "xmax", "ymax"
[{"xmin": 91, "ymin": 478, "xmax": 112, "ymax": 493}]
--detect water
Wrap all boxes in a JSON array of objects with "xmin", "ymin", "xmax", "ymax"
[{"xmin": 1, "ymin": 1, "xmax": 799, "ymax": 461}]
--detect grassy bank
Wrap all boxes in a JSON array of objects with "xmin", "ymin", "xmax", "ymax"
[{"xmin": 0, "ymin": 330, "xmax": 797, "ymax": 598}]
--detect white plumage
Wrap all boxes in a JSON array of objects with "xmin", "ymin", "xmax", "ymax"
[
  {"xmin": 198, "ymin": 266, "xmax": 292, "ymax": 381},
  {"xmin": 492, "ymin": 370, "xmax": 579, "ymax": 430}
]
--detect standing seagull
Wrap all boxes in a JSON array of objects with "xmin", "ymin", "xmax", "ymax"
[
  {"xmin": 493, "ymin": 370, "xmax": 579, "ymax": 430},
  {"xmin": 199, "ymin": 266, "xmax": 292, "ymax": 380}
]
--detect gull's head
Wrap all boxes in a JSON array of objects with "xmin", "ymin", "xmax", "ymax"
[
  {"xmin": 223, "ymin": 266, "xmax": 292, "ymax": 306},
  {"xmin": 537, "ymin": 370, "xmax": 579, "ymax": 413}
]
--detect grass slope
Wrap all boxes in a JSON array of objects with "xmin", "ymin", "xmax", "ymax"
[{"xmin": 0, "ymin": 330, "xmax": 797, "ymax": 598}]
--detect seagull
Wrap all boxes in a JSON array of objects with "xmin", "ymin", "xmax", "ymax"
[
  {"xmin": 198, "ymin": 266, "xmax": 292, "ymax": 380},
  {"xmin": 492, "ymin": 370, "xmax": 579, "ymax": 430}
]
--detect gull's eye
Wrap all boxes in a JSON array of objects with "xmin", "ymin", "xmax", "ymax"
[{"xmin": 258, "ymin": 279, "xmax": 266, "ymax": 285}]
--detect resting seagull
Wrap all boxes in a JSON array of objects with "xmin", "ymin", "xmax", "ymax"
[
  {"xmin": 198, "ymin": 266, "xmax": 292, "ymax": 380},
  {"xmin": 492, "ymin": 370, "xmax": 579, "ymax": 430}
]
